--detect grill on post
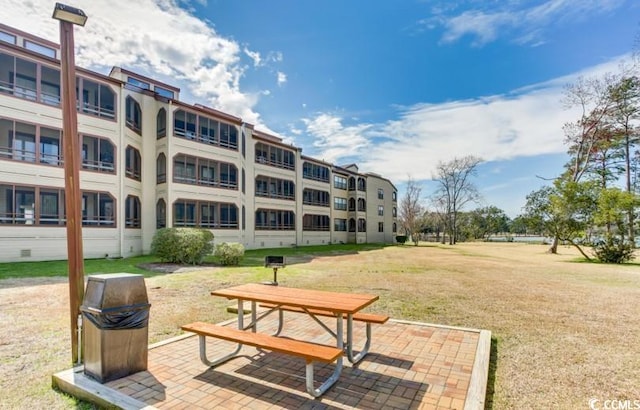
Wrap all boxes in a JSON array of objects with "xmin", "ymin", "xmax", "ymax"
[{"xmin": 264, "ymin": 256, "xmax": 285, "ymax": 286}]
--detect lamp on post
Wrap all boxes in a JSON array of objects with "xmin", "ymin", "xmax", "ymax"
[{"xmin": 52, "ymin": 2, "xmax": 87, "ymax": 365}]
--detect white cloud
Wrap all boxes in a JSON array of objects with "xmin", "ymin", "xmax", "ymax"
[
  {"xmin": 301, "ymin": 54, "xmax": 630, "ymax": 182},
  {"xmin": 3, "ymin": 0, "xmax": 270, "ymax": 126},
  {"xmin": 428, "ymin": 0, "xmax": 627, "ymax": 46},
  {"xmin": 277, "ymin": 71, "xmax": 287, "ymax": 86}
]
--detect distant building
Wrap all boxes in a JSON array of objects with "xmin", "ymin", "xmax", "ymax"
[{"xmin": 0, "ymin": 23, "xmax": 397, "ymax": 262}]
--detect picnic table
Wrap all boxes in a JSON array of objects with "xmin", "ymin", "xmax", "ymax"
[{"xmin": 182, "ymin": 283, "xmax": 388, "ymax": 397}]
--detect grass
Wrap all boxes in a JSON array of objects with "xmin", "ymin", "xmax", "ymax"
[{"xmin": 1, "ymin": 242, "xmax": 639, "ymax": 409}]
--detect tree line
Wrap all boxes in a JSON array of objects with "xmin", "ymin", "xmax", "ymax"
[{"xmin": 399, "ymin": 55, "xmax": 639, "ymax": 263}]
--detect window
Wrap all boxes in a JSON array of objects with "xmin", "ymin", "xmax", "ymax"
[
  {"xmin": 127, "ymin": 77, "xmax": 150, "ymax": 90},
  {"xmin": 0, "ymin": 53, "xmax": 61, "ymax": 105},
  {"xmin": 24, "ymin": 40, "xmax": 56, "ymax": 58},
  {"xmin": 0, "ymin": 185, "xmax": 35, "ymax": 224},
  {"xmin": 125, "ymin": 195, "xmax": 141, "ymax": 228},
  {"xmin": 77, "ymin": 77, "xmax": 115, "ymax": 119},
  {"xmin": 154, "ymin": 86, "xmax": 174, "ymax": 99},
  {"xmin": 303, "ymin": 189, "xmax": 329, "ymax": 207},
  {"xmin": 242, "ymin": 168, "xmax": 246, "ymax": 194},
  {"xmin": 173, "ymin": 199, "xmax": 238, "ymax": 229},
  {"xmin": 303, "ymin": 162, "xmax": 330, "ymax": 183},
  {"xmin": 348, "ymin": 198, "xmax": 356, "ymax": 212},
  {"xmin": 0, "ymin": 31, "xmax": 16, "ymax": 44},
  {"xmin": 173, "ymin": 154, "xmax": 238, "ymax": 189},
  {"xmin": 13, "ymin": 122, "xmax": 36, "ymax": 162},
  {"xmin": 242, "ymin": 205, "xmax": 246, "ymax": 230},
  {"xmin": 348, "ymin": 177, "xmax": 356, "ymax": 191},
  {"xmin": 0, "ymin": 185, "xmax": 65, "ymax": 226},
  {"xmin": 393, "ymin": 222, "xmax": 397, "ymax": 233},
  {"xmin": 334, "ymin": 197, "xmax": 347, "ymax": 211},
  {"xmin": 82, "ymin": 135, "xmax": 115, "ymax": 173},
  {"xmin": 333, "ymin": 175, "xmax": 347, "ymax": 190},
  {"xmin": 392, "ymin": 191, "xmax": 397, "ymax": 202},
  {"xmin": 255, "ymin": 176, "xmax": 295, "ymax": 200},
  {"xmin": 358, "ymin": 198, "xmax": 366, "ymax": 212},
  {"xmin": 82, "ymin": 191, "xmax": 115, "ymax": 226},
  {"xmin": 334, "ymin": 218, "xmax": 347, "ymax": 232},
  {"xmin": 125, "ymin": 96, "xmax": 142, "ymax": 134},
  {"xmin": 0, "ymin": 120, "xmax": 65, "ymax": 166},
  {"xmin": 358, "ymin": 177, "xmax": 366, "ymax": 192},
  {"xmin": 156, "ymin": 153, "xmax": 167, "ymax": 184},
  {"xmin": 378, "ymin": 205, "xmax": 384, "ymax": 216},
  {"xmin": 40, "ymin": 127, "xmax": 61, "ymax": 165},
  {"xmin": 156, "ymin": 108, "xmax": 166, "ymax": 139},
  {"xmin": 358, "ymin": 218, "xmax": 367, "ymax": 232},
  {"xmin": 255, "ymin": 209, "xmax": 295, "ymax": 230},
  {"xmin": 378, "ymin": 188, "xmax": 384, "ymax": 200},
  {"xmin": 303, "ymin": 214, "xmax": 330, "ymax": 231},
  {"xmin": 125, "ymin": 146, "xmax": 141, "ymax": 180},
  {"xmin": 348, "ymin": 218, "xmax": 356, "ymax": 232},
  {"xmin": 241, "ymin": 130, "xmax": 246, "ymax": 158},
  {"xmin": 254, "ymin": 142, "xmax": 295, "ymax": 170},
  {"xmin": 378, "ymin": 222, "xmax": 384, "ymax": 233},
  {"xmin": 156, "ymin": 199, "xmax": 166, "ymax": 228},
  {"xmin": 392, "ymin": 207, "xmax": 397, "ymax": 217},
  {"xmin": 173, "ymin": 109, "xmax": 238, "ymax": 150}
]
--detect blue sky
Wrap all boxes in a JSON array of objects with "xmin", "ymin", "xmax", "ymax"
[{"xmin": 4, "ymin": 0, "xmax": 639, "ymax": 216}]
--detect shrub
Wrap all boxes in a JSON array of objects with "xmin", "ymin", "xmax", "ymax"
[
  {"xmin": 214, "ymin": 242, "xmax": 245, "ymax": 266},
  {"xmin": 395, "ymin": 235, "xmax": 407, "ymax": 245},
  {"xmin": 150, "ymin": 228, "xmax": 214, "ymax": 265},
  {"xmin": 592, "ymin": 237, "xmax": 635, "ymax": 264}
]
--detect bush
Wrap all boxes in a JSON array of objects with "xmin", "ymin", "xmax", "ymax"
[
  {"xmin": 214, "ymin": 242, "xmax": 245, "ymax": 266},
  {"xmin": 592, "ymin": 237, "xmax": 635, "ymax": 264},
  {"xmin": 150, "ymin": 228, "xmax": 214, "ymax": 265},
  {"xmin": 395, "ymin": 235, "xmax": 407, "ymax": 245}
]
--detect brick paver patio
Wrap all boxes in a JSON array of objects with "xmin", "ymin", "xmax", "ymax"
[{"xmin": 54, "ymin": 312, "xmax": 490, "ymax": 410}]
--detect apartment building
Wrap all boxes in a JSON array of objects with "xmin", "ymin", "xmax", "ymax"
[{"xmin": 0, "ymin": 23, "xmax": 397, "ymax": 262}]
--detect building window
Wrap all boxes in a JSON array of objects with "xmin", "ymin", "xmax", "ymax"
[
  {"xmin": 358, "ymin": 218, "xmax": 367, "ymax": 232},
  {"xmin": 125, "ymin": 146, "xmax": 141, "ymax": 181},
  {"xmin": 173, "ymin": 199, "xmax": 238, "ymax": 229},
  {"xmin": 334, "ymin": 197, "xmax": 347, "ymax": 211},
  {"xmin": 125, "ymin": 96, "xmax": 142, "ymax": 134},
  {"xmin": 393, "ymin": 222, "xmax": 397, "ymax": 233},
  {"xmin": 303, "ymin": 162, "xmax": 330, "ymax": 183},
  {"xmin": 77, "ymin": 77, "xmax": 116, "ymax": 119},
  {"xmin": 334, "ymin": 218, "xmax": 347, "ymax": 232},
  {"xmin": 40, "ymin": 126, "xmax": 62, "ymax": 166},
  {"xmin": 378, "ymin": 222, "xmax": 384, "ymax": 233},
  {"xmin": 358, "ymin": 198, "xmax": 366, "ymax": 212},
  {"xmin": 0, "ymin": 185, "xmax": 67, "ymax": 226},
  {"xmin": 348, "ymin": 218, "xmax": 356, "ymax": 232},
  {"xmin": 242, "ymin": 205, "xmax": 246, "ymax": 230},
  {"xmin": 254, "ymin": 142, "xmax": 295, "ymax": 170},
  {"xmin": 303, "ymin": 189, "xmax": 329, "ymax": 207},
  {"xmin": 348, "ymin": 177, "xmax": 356, "ymax": 191},
  {"xmin": 156, "ymin": 153, "xmax": 166, "ymax": 184},
  {"xmin": 358, "ymin": 177, "xmax": 366, "ymax": 192},
  {"xmin": 23, "ymin": 40, "xmax": 56, "ymax": 58},
  {"xmin": 82, "ymin": 135, "xmax": 115, "ymax": 173},
  {"xmin": 0, "ymin": 31, "xmax": 16, "ymax": 45},
  {"xmin": 242, "ymin": 168, "xmax": 246, "ymax": 194},
  {"xmin": 378, "ymin": 188, "xmax": 384, "ymax": 199},
  {"xmin": 392, "ymin": 191, "xmax": 397, "ymax": 202},
  {"xmin": 241, "ymin": 130, "xmax": 246, "ymax": 158},
  {"xmin": 82, "ymin": 191, "xmax": 115, "ymax": 227},
  {"xmin": 255, "ymin": 175, "xmax": 295, "ymax": 200},
  {"xmin": 156, "ymin": 199, "xmax": 166, "ymax": 228},
  {"xmin": 348, "ymin": 198, "xmax": 356, "ymax": 212},
  {"xmin": 173, "ymin": 109, "xmax": 238, "ymax": 150},
  {"xmin": 255, "ymin": 209, "xmax": 295, "ymax": 230},
  {"xmin": 154, "ymin": 86, "xmax": 174, "ymax": 99},
  {"xmin": 333, "ymin": 175, "xmax": 347, "ymax": 190},
  {"xmin": 125, "ymin": 195, "xmax": 141, "ymax": 228},
  {"xmin": 173, "ymin": 154, "xmax": 238, "ymax": 190},
  {"xmin": 378, "ymin": 205, "xmax": 384, "ymax": 216},
  {"xmin": 0, "ymin": 52, "xmax": 61, "ymax": 105},
  {"xmin": 303, "ymin": 214, "xmax": 330, "ymax": 231},
  {"xmin": 127, "ymin": 77, "xmax": 150, "ymax": 90},
  {"xmin": 156, "ymin": 108, "xmax": 166, "ymax": 139},
  {"xmin": 392, "ymin": 207, "xmax": 397, "ymax": 217}
]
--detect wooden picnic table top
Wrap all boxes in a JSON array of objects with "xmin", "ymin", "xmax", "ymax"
[{"xmin": 211, "ymin": 283, "xmax": 378, "ymax": 314}]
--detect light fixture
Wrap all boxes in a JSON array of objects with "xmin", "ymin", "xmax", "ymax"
[{"xmin": 52, "ymin": 2, "xmax": 87, "ymax": 26}]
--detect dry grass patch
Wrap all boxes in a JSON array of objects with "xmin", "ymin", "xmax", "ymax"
[{"xmin": 1, "ymin": 242, "xmax": 639, "ymax": 409}]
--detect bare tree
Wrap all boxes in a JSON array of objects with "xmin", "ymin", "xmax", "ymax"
[
  {"xmin": 432, "ymin": 156, "xmax": 482, "ymax": 244},
  {"xmin": 399, "ymin": 176, "xmax": 424, "ymax": 245}
]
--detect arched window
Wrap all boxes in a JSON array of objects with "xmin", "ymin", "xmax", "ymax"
[
  {"xmin": 125, "ymin": 96, "xmax": 142, "ymax": 134},
  {"xmin": 156, "ymin": 199, "xmax": 166, "ymax": 228},
  {"xmin": 125, "ymin": 195, "xmax": 141, "ymax": 228},
  {"xmin": 156, "ymin": 108, "xmax": 166, "ymax": 139},
  {"xmin": 348, "ymin": 177, "xmax": 356, "ymax": 191},
  {"xmin": 357, "ymin": 198, "xmax": 366, "ymax": 212},
  {"xmin": 348, "ymin": 198, "xmax": 356, "ymax": 211},
  {"xmin": 358, "ymin": 218, "xmax": 367, "ymax": 232},
  {"xmin": 348, "ymin": 218, "xmax": 356, "ymax": 232},
  {"xmin": 125, "ymin": 146, "xmax": 141, "ymax": 181},
  {"xmin": 156, "ymin": 153, "xmax": 167, "ymax": 184},
  {"xmin": 357, "ymin": 177, "xmax": 366, "ymax": 191}
]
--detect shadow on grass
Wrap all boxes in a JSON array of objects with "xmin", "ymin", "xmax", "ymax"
[{"xmin": 484, "ymin": 336, "xmax": 498, "ymax": 410}]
